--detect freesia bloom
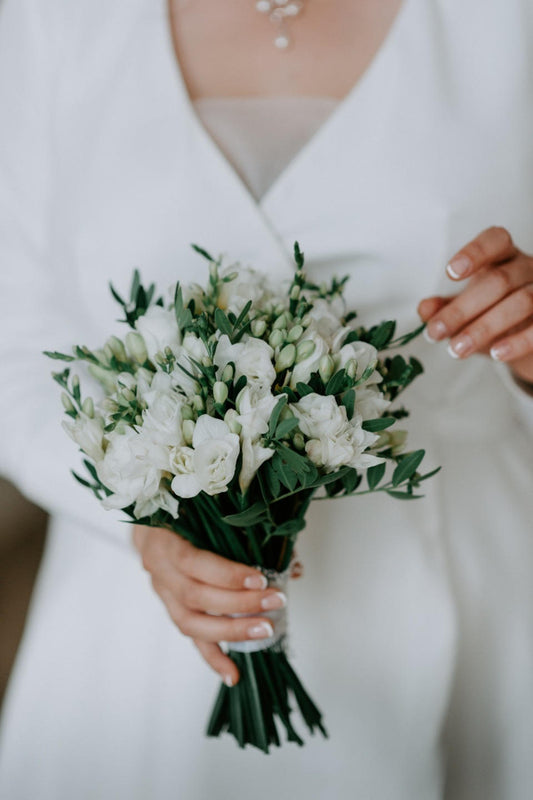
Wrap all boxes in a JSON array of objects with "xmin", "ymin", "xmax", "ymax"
[
  {"xmin": 62, "ymin": 413, "xmax": 105, "ymax": 462},
  {"xmin": 171, "ymin": 415, "xmax": 239, "ymax": 497},
  {"xmin": 135, "ymin": 305, "xmax": 181, "ymax": 362},
  {"xmin": 214, "ymin": 334, "xmax": 275, "ymax": 392}
]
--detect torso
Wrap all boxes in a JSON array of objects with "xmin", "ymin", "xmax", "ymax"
[{"xmin": 168, "ymin": 0, "xmax": 404, "ymax": 100}]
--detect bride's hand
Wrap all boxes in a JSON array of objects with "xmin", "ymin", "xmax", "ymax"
[
  {"xmin": 418, "ymin": 226, "xmax": 533, "ymax": 385},
  {"xmin": 132, "ymin": 525, "xmax": 287, "ymax": 687}
]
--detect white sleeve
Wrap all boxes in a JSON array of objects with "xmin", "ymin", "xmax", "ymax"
[
  {"xmin": 494, "ymin": 363, "xmax": 533, "ymax": 438},
  {"xmin": 0, "ymin": 0, "xmax": 131, "ymax": 550}
]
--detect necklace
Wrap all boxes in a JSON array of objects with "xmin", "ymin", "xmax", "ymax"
[{"xmin": 255, "ymin": 1, "xmax": 306, "ymax": 50}]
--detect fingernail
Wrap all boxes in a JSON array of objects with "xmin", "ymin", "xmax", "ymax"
[
  {"xmin": 449, "ymin": 336, "xmax": 473, "ymax": 358},
  {"xmin": 224, "ymin": 674, "xmax": 235, "ymax": 687},
  {"xmin": 447, "ymin": 255, "xmax": 472, "ymax": 279},
  {"xmin": 261, "ymin": 592, "xmax": 287, "ymax": 611},
  {"xmin": 423, "ymin": 326, "xmax": 437, "ymax": 343},
  {"xmin": 447, "ymin": 343, "xmax": 460, "ymax": 359},
  {"xmin": 427, "ymin": 320, "xmax": 448, "ymax": 341},
  {"xmin": 247, "ymin": 621, "xmax": 274, "ymax": 639},
  {"xmin": 491, "ymin": 344, "xmax": 511, "ymax": 361},
  {"xmin": 244, "ymin": 573, "xmax": 268, "ymax": 590}
]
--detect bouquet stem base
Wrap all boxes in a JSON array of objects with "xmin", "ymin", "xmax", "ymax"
[{"xmin": 206, "ymin": 647, "xmax": 327, "ymax": 753}]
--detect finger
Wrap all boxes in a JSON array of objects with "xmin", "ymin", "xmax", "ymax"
[
  {"xmin": 490, "ymin": 323, "xmax": 533, "ymax": 364},
  {"xmin": 170, "ymin": 607, "xmax": 275, "ymax": 644},
  {"xmin": 143, "ymin": 529, "xmax": 267, "ymax": 591},
  {"xmin": 447, "ymin": 284, "xmax": 533, "ymax": 358},
  {"xmin": 446, "ymin": 226, "xmax": 517, "ymax": 281},
  {"xmin": 417, "ymin": 296, "xmax": 452, "ymax": 322},
  {"xmin": 194, "ymin": 640, "xmax": 240, "ymax": 686},
  {"xmin": 426, "ymin": 257, "xmax": 533, "ymax": 342},
  {"xmin": 177, "ymin": 576, "xmax": 286, "ymax": 616}
]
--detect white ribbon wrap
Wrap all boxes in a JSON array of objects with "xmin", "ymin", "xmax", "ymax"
[{"xmin": 227, "ymin": 568, "xmax": 289, "ymax": 654}]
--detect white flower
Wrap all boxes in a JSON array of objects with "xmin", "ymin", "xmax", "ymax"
[
  {"xmin": 170, "ymin": 358, "xmax": 202, "ymax": 397},
  {"xmin": 217, "ymin": 266, "xmax": 268, "ymax": 315},
  {"xmin": 134, "ymin": 489, "xmax": 179, "ymax": 520},
  {"xmin": 214, "ymin": 334, "xmax": 275, "ymax": 392},
  {"xmin": 354, "ymin": 385, "xmax": 390, "ymax": 421},
  {"xmin": 141, "ymin": 390, "xmax": 184, "ymax": 448},
  {"xmin": 62, "ymin": 414, "xmax": 105, "ymax": 462},
  {"xmin": 182, "ymin": 332, "xmax": 209, "ymax": 362},
  {"xmin": 234, "ymin": 385, "xmax": 276, "ymax": 491},
  {"xmin": 305, "ymin": 297, "xmax": 345, "ymax": 342},
  {"xmin": 291, "ymin": 393, "xmax": 347, "ymax": 440},
  {"xmin": 96, "ymin": 427, "xmax": 168, "ymax": 515},
  {"xmin": 135, "ymin": 306, "xmax": 181, "ymax": 362},
  {"xmin": 335, "ymin": 340, "xmax": 382, "ymax": 384},
  {"xmin": 289, "ymin": 330, "xmax": 329, "ymax": 388},
  {"xmin": 170, "ymin": 415, "xmax": 239, "ymax": 497},
  {"xmin": 292, "ymin": 394, "xmax": 384, "ymax": 472}
]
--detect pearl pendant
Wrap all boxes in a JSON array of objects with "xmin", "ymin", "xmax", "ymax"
[{"xmin": 255, "ymin": 0, "xmax": 305, "ymax": 51}]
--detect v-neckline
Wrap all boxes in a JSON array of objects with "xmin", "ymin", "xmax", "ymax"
[{"xmin": 160, "ymin": 0, "xmax": 414, "ymax": 212}]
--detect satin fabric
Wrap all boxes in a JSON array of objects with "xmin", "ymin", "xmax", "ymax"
[{"xmin": 0, "ymin": 1, "xmax": 532, "ymax": 798}]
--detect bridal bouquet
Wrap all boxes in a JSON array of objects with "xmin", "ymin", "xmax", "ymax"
[{"xmin": 46, "ymin": 243, "xmax": 438, "ymax": 753}]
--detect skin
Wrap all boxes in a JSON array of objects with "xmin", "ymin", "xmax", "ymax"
[{"xmin": 134, "ymin": 2, "xmax": 533, "ymax": 686}]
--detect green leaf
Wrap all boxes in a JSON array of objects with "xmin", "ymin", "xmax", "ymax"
[
  {"xmin": 342, "ymin": 470, "xmax": 362, "ymax": 494},
  {"xmin": 267, "ymin": 396, "xmax": 287, "ymax": 438},
  {"xmin": 362, "ymin": 417, "xmax": 396, "ymax": 432},
  {"xmin": 191, "ymin": 243, "xmax": 216, "ymax": 262},
  {"xmin": 109, "ymin": 283, "xmax": 126, "ymax": 307},
  {"xmin": 130, "ymin": 269, "xmax": 141, "ymax": 304},
  {"xmin": 341, "ymin": 388, "xmax": 355, "ymax": 419},
  {"xmin": 222, "ymin": 503, "xmax": 268, "ymax": 527},
  {"xmin": 369, "ymin": 320, "xmax": 396, "ymax": 350},
  {"xmin": 413, "ymin": 466, "xmax": 442, "ymax": 483},
  {"xmin": 174, "ymin": 283, "xmax": 193, "ymax": 330},
  {"xmin": 389, "ymin": 322, "xmax": 426, "ymax": 348},
  {"xmin": 269, "ymin": 517, "xmax": 306, "ymax": 538},
  {"xmin": 293, "ymin": 241, "xmax": 305, "ymax": 269},
  {"xmin": 43, "ymin": 350, "xmax": 75, "ymax": 362},
  {"xmin": 392, "ymin": 449, "xmax": 425, "ymax": 487},
  {"xmin": 295, "ymin": 382, "xmax": 314, "ymax": 397},
  {"xmin": 234, "ymin": 300, "xmax": 252, "ymax": 329},
  {"xmin": 275, "ymin": 417, "xmax": 299, "ymax": 439},
  {"xmin": 325, "ymin": 369, "xmax": 347, "ymax": 396},
  {"xmin": 367, "ymin": 462, "xmax": 386, "ymax": 490},
  {"xmin": 214, "ymin": 308, "xmax": 234, "ymax": 338},
  {"xmin": 386, "ymin": 490, "xmax": 423, "ymax": 500}
]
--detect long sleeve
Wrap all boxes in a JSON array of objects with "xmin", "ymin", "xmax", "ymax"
[{"xmin": 0, "ymin": 0, "xmax": 131, "ymax": 550}]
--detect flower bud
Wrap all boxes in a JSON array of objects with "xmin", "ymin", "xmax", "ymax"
[
  {"xmin": 274, "ymin": 302, "xmax": 286, "ymax": 316},
  {"xmin": 103, "ymin": 343, "xmax": 114, "ymax": 362},
  {"xmin": 182, "ymin": 419, "xmax": 195, "ymax": 445},
  {"xmin": 201, "ymin": 356, "xmax": 212, "ymax": 367},
  {"xmin": 223, "ymin": 270, "xmax": 238, "ymax": 283},
  {"xmin": 273, "ymin": 313, "xmax": 289, "ymax": 331},
  {"xmin": 290, "ymin": 285, "xmax": 300, "ymax": 301},
  {"xmin": 301, "ymin": 313, "xmax": 311, "ymax": 328},
  {"xmin": 107, "ymin": 336, "xmax": 126, "ymax": 361},
  {"xmin": 209, "ymin": 261, "xmax": 219, "ymax": 282},
  {"xmin": 296, "ymin": 339, "xmax": 316, "ymax": 363},
  {"xmin": 121, "ymin": 388, "xmax": 136, "ymax": 403},
  {"xmin": 213, "ymin": 381, "xmax": 228, "ymax": 405},
  {"xmin": 224, "ymin": 408, "xmax": 242, "ymax": 435},
  {"xmin": 293, "ymin": 432, "xmax": 305, "ymax": 451},
  {"xmin": 288, "ymin": 324, "xmax": 303, "ymax": 343},
  {"xmin": 389, "ymin": 430, "xmax": 407, "ymax": 455},
  {"xmin": 61, "ymin": 393, "xmax": 75, "ymax": 413},
  {"xmin": 192, "ymin": 394, "xmax": 204, "ymax": 412},
  {"xmin": 345, "ymin": 358, "xmax": 358, "ymax": 379},
  {"xmin": 72, "ymin": 374, "xmax": 80, "ymax": 391},
  {"xmin": 251, "ymin": 319, "xmax": 267, "ymax": 338},
  {"xmin": 276, "ymin": 343, "xmax": 296, "ymax": 371},
  {"xmin": 125, "ymin": 332, "xmax": 148, "ymax": 364},
  {"xmin": 117, "ymin": 372, "xmax": 136, "ymax": 391},
  {"xmin": 269, "ymin": 329, "xmax": 284, "ymax": 349},
  {"xmin": 319, "ymin": 354, "xmax": 335, "ymax": 383},
  {"xmin": 88, "ymin": 364, "xmax": 116, "ymax": 393},
  {"xmin": 82, "ymin": 397, "xmax": 95, "ymax": 418},
  {"xmin": 181, "ymin": 405, "xmax": 195, "ymax": 421},
  {"xmin": 135, "ymin": 415, "xmax": 143, "ymax": 426},
  {"xmin": 221, "ymin": 363, "xmax": 234, "ymax": 383}
]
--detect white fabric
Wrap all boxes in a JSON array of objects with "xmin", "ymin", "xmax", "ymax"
[
  {"xmin": 1, "ymin": 0, "xmax": 533, "ymax": 798},
  {"xmin": 193, "ymin": 96, "xmax": 339, "ymax": 201}
]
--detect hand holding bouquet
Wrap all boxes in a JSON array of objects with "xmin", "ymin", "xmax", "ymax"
[{"xmin": 46, "ymin": 243, "xmax": 438, "ymax": 752}]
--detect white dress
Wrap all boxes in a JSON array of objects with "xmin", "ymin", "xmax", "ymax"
[{"xmin": 1, "ymin": 1, "xmax": 533, "ymax": 798}]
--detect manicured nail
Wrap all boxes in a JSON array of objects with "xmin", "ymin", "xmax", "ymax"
[
  {"xmin": 247, "ymin": 621, "xmax": 274, "ymax": 639},
  {"xmin": 447, "ymin": 344, "xmax": 460, "ymax": 359},
  {"xmin": 224, "ymin": 674, "xmax": 235, "ymax": 687},
  {"xmin": 261, "ymin": 592, "xmax": 286, "ymax": 611},
  {"xmin": 491, "ymin": 344, "xmax": 511, "ymax": 361},
  {"xmin": 447, "ymin": 255, "xmax": 472, "ymax": 279},
  {"xmin": 427, "ymin": 320, "xmax": 448, "ymax": 341},
  {"xmin": 423, "ymin": 327, "xmax": 437, "ymax": 343},
  {"xmin": 449, "ymin": 336, "xmax": 473, "ymax": 358},
  {"xmin": 244, "ymin": 573, "xmax": 268, "ymax": 590}
]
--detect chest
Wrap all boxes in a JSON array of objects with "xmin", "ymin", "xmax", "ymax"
[{"xmin": 168, "ymin": 0, "xmax": 404, "ymax": 100}]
